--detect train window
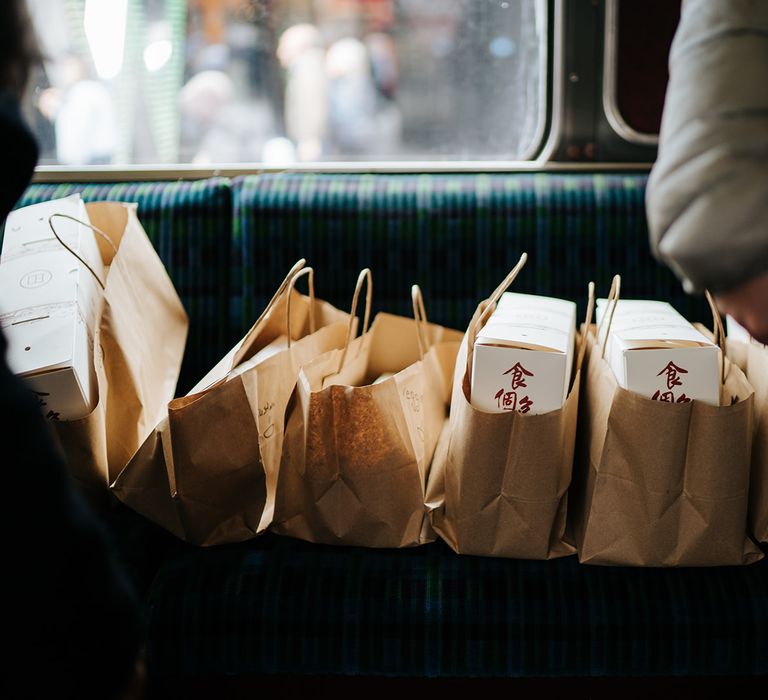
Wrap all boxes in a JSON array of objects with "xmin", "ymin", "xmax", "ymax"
[
  {"xmin": 25, "ymin": 0, "xmax": 548, "ymax": 168},
  {"xmin": 602, "ymin": 0, "xmax": 680, "ymax": 146}
]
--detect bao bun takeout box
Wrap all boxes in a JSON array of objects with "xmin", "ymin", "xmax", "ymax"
[
  {"xmin": 470, "ymin": 291, "xmax": 576, "ymax": 415},
  {"xmin": 0, "ymin": 195, "xmax": 104, "ymax": 420},
  {"xmin": 596, "ymin": 299, "xmax": 720, "ymax": 406}
]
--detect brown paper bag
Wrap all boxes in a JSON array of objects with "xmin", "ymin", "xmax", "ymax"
[
  {"xmin": 428, "ymin": 254, "xmax": 593, "ymax": 559},
  {"xmin": 574, "ymin": 278, "xmax": 762, "ymax": 566},
  {"xmin": 111, "ymin": 261, "xmax": 353, "ymax": 545},
  {"xmin": 727, "ymin": 338, "xmax": 768, "ymax": 544},
  {"xmin": 272, "ymin": 271, "xmax": 463, "ymax": 547},
  {"xmin": 48, "ymin": 202, "xmax": 188, "ymax": 492}
]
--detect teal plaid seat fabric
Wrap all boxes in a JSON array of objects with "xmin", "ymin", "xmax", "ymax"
[
  {"xmin": 233, "ymin": 173, "xmax": 710, "ymax": 336},
  {"xmin": 16, "ymin": 180, "xmax": 234, "ymax": 392},
  {"xmin": 147, "ymin": 534, "xmax": 768, "ymax": 678},
  {"xmin": 12, "ymin": 174, "xmax": 712, "ymax": 392}
]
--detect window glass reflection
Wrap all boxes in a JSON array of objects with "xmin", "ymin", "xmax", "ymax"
[{"xmin": 26, "ymin": 0, "xmax": 546, "ymax": 166}]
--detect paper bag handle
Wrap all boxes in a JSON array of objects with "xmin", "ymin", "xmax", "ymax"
[
  {"xmin": 466, "ymin": 252, "xmax": 528, "ymax": 379},
  {"xmin": 596, "ymin": 274, "xmax": 621, "ymax": 359},
  {"xmin": 411, "ymin": 285, "xmax": 430, "ymax": 360},
  {"xmin": 286, "ymin": 267, "xmax": 317, "ymax": 348},
  {"xmin": 705, "ymin": 290, "xmax": 727, "ymax": 386},
  {"xmin": 336, "ymin": 268, "xmax": 373, "ymax": 374},
  {"xmin": 233, "ymin": 258, "xmax": 306, "ymax": 367},
  {"xmin": 48, "ymin": 213, "xmax": 118, "ymax": 291},
  {"xmin": 575, "ymin": 281, "xmax": 596, "ymax": 375}
]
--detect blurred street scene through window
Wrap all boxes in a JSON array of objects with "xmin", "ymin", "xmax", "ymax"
[{"xmin": 26, "ymin": 0, "xmax": 545, "ymax": 166}]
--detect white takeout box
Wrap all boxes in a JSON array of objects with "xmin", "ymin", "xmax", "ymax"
[
  {"xmin": 470, "ymin": 292, "xmax": 576, "ymax": 415},
  {"xmin": 0, "ymin": 195, "xmax": 104, "ymax": 420},
  {"xmin": 596, "ymin": 299, "xmax": 720, "ymax": 406}
]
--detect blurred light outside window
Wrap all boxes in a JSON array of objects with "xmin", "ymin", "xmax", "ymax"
[{"xmin": 26, "ymin": 0, "xmax": 547, "ymax": 167}]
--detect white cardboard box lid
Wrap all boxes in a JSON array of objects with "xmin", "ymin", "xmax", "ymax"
[
  {"xmin": 496, "ymin": 291, "xmax": 576, "ymax": 317},
  {"xmin": 2, "ymin": 195, "xmax": 104, "ymax": 281},
  {"xmin": 3, "ymin": 194, "xmax": 81, "ymax": 253},
  {"xmin": 477, "ymin": 293, "xmax": 576, "ymax": 353},
  {"xmin": 477, "ymin": 320, "xmax": 572, "ymax": 353},
  {"xmin": 596, "ymin": 299, "xmax": 714, "ymax": 348}
]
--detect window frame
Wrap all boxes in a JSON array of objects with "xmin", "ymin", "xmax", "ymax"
[
  {"xmin": 30, "ymin": 0, "xmax": 659, "ymax": 182},
  {"xmin": 601, "ymin": 0, "xmax": 660, "ymax": 146}
]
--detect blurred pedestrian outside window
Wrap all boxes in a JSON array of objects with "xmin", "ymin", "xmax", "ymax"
[{"xmin": 25, "ymin": 0, "xmax": 547, "ymax": 167}]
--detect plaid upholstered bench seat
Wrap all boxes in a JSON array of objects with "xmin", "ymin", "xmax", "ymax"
[
  {"xmin": 144, "ymin": 533, "xmax": 768, "ymax": 688},
  {"xmin": 20, "ymin": 171, "xmax": 711, "ymax": 382},
  {"xmin": 18, "ymin": 172, "xmax": 766, "ymax": 694},
  {"xmin": 229, "ymin": 172, "xmax": 710, "ymax": 330}
]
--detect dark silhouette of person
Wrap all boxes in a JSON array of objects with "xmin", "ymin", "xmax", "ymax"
[{"xmin": 1, "ymin": 3, "xmax": 144, "ymax": 698}]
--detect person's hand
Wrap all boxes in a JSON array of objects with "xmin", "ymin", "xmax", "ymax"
[{"xmin": 714, "ymin": 271, "xmax": 768, "ymax": 344}]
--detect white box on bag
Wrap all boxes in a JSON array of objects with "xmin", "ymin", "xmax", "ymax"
[
  {"xmin": 470, "ymin": 292, "xmax": 577, "ymax": 415},
  {"xmin": 596, "ymin": 299, "xmax": 720, "ymax": 406},
  {"xmin": 0, "ymin": 195, "xmax": 104, "ymax": 420}
]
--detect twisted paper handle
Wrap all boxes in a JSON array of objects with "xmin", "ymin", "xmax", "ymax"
[
  {"xmin": 336, "ymin": 268, "xmax": 373, "ymax": 374},
  {"xmin": 466, "ymin": 252, "xmax": 528, "ymax": 379},
  {"xmin": 286, "ymin": 267, "xmax": 316, "ymax": 349},
  {"xmin": 48, "ymin": 212, "xmax": 118, "ymax": 290}
]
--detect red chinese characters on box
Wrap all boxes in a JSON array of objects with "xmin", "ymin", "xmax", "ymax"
[
  {"xmin": 596, "ymin": 299, "xmax": 720, "ymax": 406},
  {"xmin": 652, "ymin": 361, "xmax": 692, "ymax": 403},
  {"xmin": 494, "ymin": 361, "xmax": 535, "ymax": 413},
  {"xmin": 471, "ymin": 292, "xmax": 576, "ymax": 415}
]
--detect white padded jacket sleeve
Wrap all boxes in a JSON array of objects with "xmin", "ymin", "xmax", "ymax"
[{"xmin": 646, "ymin": 0, "xmax": 768, "ymax": 294}]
